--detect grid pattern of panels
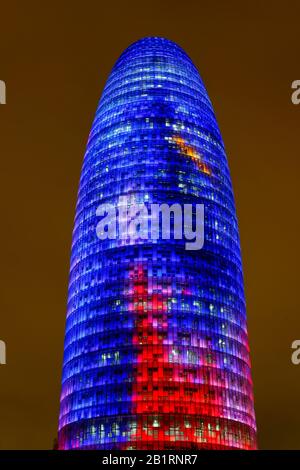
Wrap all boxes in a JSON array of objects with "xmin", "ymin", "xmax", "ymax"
[{"xmin": 58, "ymin": 37, "xmax": 257, "ymax": 450}]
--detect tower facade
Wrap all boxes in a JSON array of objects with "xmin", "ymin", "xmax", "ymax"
[{"xmin": 58, "ymin": 37, "xmax": 257, "ymax": 450}]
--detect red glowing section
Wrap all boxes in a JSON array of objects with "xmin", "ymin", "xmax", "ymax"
[{"xmin": 126, "ymin": 264, "xmax": 256, "ymax": 450}]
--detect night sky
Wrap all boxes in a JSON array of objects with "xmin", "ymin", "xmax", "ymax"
[{"xmin": 0, "ymin": 0, "xmax": 299, "ymax": 449}]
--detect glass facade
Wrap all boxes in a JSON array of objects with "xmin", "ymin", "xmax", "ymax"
[{"xmin": 58, "ymin": 37, "xmax": 257, "ymax": 450}]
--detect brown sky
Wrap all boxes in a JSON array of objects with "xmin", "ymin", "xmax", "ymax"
[{"xmin": 0, "ymin": 0, "xmax": 299, "ymax": 449}]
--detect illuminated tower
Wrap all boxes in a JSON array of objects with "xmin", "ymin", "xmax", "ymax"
[{"xmin": 58, "ymin": 37, "xmax": 257, "ymax": 450}]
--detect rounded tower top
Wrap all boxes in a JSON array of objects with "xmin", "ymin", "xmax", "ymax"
[{"xmin": 113, "ymin": 36, "xmax": 199, "ymax": 76}]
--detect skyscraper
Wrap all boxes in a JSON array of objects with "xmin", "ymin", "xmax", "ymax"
[{"xmin": 58, "ymin": 37, "xmax": 257, "ymax": 450}]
